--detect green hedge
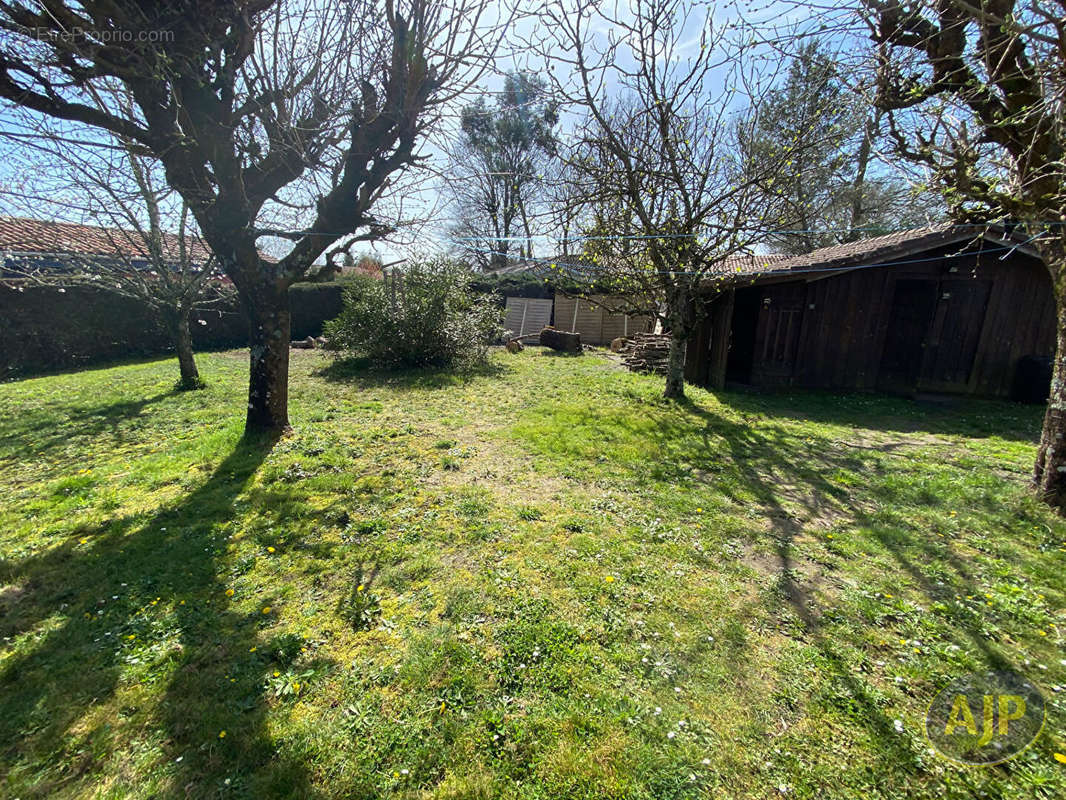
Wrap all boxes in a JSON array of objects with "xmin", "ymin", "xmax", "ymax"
[
  {"xmin": 0, "ymin": 281, "xmax": 347, "ymax": 378},
  {"xmin": 468, "ymin": 269, "xmax": 610, "ymax": 300}
]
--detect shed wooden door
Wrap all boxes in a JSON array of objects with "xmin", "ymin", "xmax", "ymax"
[
  {"xmin": 752, "ymin": 283, "xmax": 806, "ymax": 384},
  {"xmin": 878, "ymin": 279, "xmax": 939, "ymax": 393},
  {"xmin": 918, "ymin": 279, "xmax": 993, "ymax": 390}
]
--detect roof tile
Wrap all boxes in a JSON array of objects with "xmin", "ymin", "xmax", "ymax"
[{"xmin": 0, "ymin": 215, "xmax": 214, "ymax": 264}]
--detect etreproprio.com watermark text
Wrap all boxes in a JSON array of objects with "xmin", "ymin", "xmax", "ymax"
[{"xmin": 32, "ymin": 27, "xmax": 174, "ymax": 44}]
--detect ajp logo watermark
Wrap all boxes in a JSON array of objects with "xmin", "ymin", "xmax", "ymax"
[{"xmin": 926, "ymin": 671, "xmax": 1045, "ymax": 765}]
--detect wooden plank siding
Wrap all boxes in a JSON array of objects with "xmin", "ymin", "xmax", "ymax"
[
  {"xmin": 684, "ymin": 290, "xmax": 736, "ymax": 389},
  {"xmin": 687, "ymin": 245, "xmax": 1054, "ymax": 398}
]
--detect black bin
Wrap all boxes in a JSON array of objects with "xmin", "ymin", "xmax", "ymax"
[{"xmin": 1011, "ymin": 355, "xmax": 1053, "ymax": 404}]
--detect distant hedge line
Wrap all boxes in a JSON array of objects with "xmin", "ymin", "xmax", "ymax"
[
  {"xmin": 469, "ymin": 270, "xmax": 600, "ymax": 299},
  {"xmin": 0, "ymin": 280, "xmax": 346, "ymax": 378},
  {"xmin": 0, "ymin": 269, "xmax": 582, "ymax": 378}
]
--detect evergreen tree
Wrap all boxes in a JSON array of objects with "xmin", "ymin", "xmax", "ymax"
[
  {"xmin": 743, "ymin": 40, "xmax": 939, "ymax": 254},
  {"xmin": 446, "ymin": 72, "xmax": 558, "ymax": 270}
]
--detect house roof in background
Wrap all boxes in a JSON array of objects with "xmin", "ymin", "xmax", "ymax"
[{"xmin": 0, "ymin": 215, "xmax": 214, "ymax": 264}]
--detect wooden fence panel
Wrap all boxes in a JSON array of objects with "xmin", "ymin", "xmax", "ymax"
[{"xmin": 504, "ymin": 296, "xmax": 553, "ymax": 336}]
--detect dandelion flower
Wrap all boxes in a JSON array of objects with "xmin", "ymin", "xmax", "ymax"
[
  {"xmin": 1054, "ymin": 753, "xmax": 1066, "ymax": 764},
  {"xmin": 357, "ymin": 584, "xmax": 365, "ymax": 592},
  {"xmin": 218, "ymin": 730, "xmax": 226, "ymax": 738},
  {"xmin": 604, "ymin": 575, "xmax": 615, "ymax": 583},
  {"xmin": 225, "ymin": 588, "xmax": 234, "ymax": 597},
  {"xmin": 267, "ymin": 547, "xmax": 275, "ymax": 553},
  {"xmin": 262, "ymin": 606, "xmax": 271, "ymax": 614}
]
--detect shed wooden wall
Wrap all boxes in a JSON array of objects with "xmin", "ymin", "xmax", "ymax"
[{"xmin": 687, "ymin": 245, "xmax": 1055, "ymax": 397}]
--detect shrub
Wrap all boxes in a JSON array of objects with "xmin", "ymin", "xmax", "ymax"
[{"xmin": 324, "ymin": 258, "xmax": 503, "ymax": 369}]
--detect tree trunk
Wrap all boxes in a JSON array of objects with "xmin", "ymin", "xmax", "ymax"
[
  {"xmin": 539, "ymin": 327, "xmax": 583, "ymax": 352},
  {"xmin": 1033, "ymin": 271, "xmax": 1066, "ymax": 509},
  {"xmin": 245, "ymin": 285, "xmax": 291, "ymax": 435},
  {"xmin": 662, "ymin": 280, "xmax": 698, "ymax": 400},
  {"xmin": 664, "ymin": 330, "xmax": 687, "ymax": 399},
  {"xmin": 845, "ymin": 110, "xmax": 880, "ymax": 243},
  {"xmin": 173, "ymin": 309, "xmax": 202, "ymax": 390}
]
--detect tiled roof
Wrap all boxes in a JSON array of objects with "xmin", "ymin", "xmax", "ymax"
[
  {"xmin": 0, "ymin": 215, "xmax": 214, "ymax": 264},
  {"xmin": 483, "ymin": 225, "xmax": 1030, "ymax": 284},
  {"xmin": 709, "ymin": 224, "xmax": 1009, "ymax": 278},
  {"xmin": 710, "ymin": 252, "xmax": 792, "ymax": 275}
]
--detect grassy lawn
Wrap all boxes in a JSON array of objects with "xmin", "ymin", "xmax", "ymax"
[{"xmin": 1, "ymin": 348, "xmax": 1065, "ymax": 799}]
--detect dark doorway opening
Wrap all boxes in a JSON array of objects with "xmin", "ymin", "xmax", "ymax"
[
  {"xmin": 878, "ymin": 279, "xmax": 938, "ymax": 393},
  {"xmin": 726, "ymin": 286, "xmax": 762, "ymax": 383}
]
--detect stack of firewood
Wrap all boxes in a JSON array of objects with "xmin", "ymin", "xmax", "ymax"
[{"xmin": 621, "ymin": 333, "xmax": 672, "ymax": 374}]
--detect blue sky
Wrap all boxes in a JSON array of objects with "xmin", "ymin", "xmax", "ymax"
[{"xmin": 0, "ymin": 1, "xmax": 862, "ymax": 264}]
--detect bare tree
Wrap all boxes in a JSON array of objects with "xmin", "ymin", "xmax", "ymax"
[
  {"xmin": 0, "ymin": 0, "xmax": 504, "ymax": 435},
  {"xmin": 850, "ymin": 1, "xmax": 1066, "ymax": 507},
  {"xmin": 1, "ymin": 119, "xmax": 231, "ymax": 389},
  {"xmin": 530, "ymin": 0, "xmax": 796, "ymax": 399}
]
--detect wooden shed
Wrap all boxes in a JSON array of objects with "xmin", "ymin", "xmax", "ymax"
[{"xmin": 685, "ymin": 226, "xmax": 1055, "ymax": 398}]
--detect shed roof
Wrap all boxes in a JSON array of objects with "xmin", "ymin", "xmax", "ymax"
[
  {"xmin": 709, "ymin": 224, "xmax": 1037, "ymax": 281},
  {"xmin": 483, "ymin": 224, "xmax": 1039, "ymax": 286}
]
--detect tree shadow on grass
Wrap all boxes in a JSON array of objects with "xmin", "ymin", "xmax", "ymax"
[
  {"xmin": 313, "ymin": 355, "xmax": 506, "ymax": 392},
  {"xmin": 618, "ymin": 395, "xmax": 1038, "ymax": 781},
  {"xmin": 714, "ymin": 387, "xmax": 1044, "ymax": 444},
  {"xmin": 0, "ymin": 434, "xmax": 319, "ymax": 798},
  {"xmin": 0, "ymin": 388, "xmax": 184, "ymax": 469},
  {"xmin": 725, "ymin": 406, "xmax": 1028, "ymax": 688},
  {"xmin": 667, "ymin": 398, "xmax": 1042, "ymax": 787}
]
